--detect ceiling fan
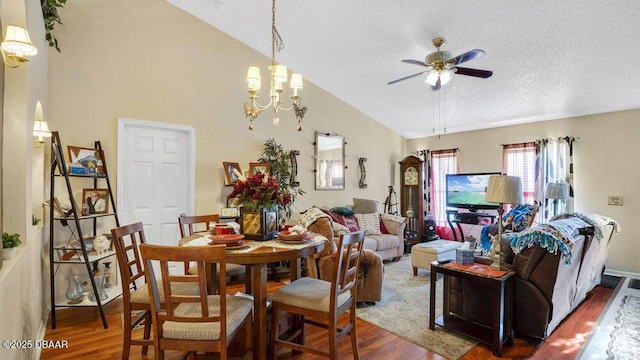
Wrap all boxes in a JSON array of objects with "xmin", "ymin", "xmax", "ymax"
[{"xmin": 388, "ymin": 37, "xmax": 493, "ymax": 90}]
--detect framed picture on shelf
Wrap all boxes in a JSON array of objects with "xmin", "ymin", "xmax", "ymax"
[
  {"xmin": 67, "ymin": 146, "xmax": 105, "ymax": 177},
  {"xmin": 81, "ymin": 188, "xmax": 109, "ymax": 214},
  {"xmin": 249, "ymin": 162, "xmax": 270, "ymax": 176},
  {"xmin": 223, "ymin": 162, "xmax": 242, "ymax": 186}
]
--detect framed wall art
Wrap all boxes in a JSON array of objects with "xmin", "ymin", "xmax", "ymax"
[
  {"xmin": 249, "ymin": 162, "xmax": 270, "ymax": 176},
  {"xmin": 81, "ymin": 188, "xmax": 109, "ymax": 215},
  {"xmin": 67, "ymin": 146, "xmax": 105, "ymax": 177},
  {"xmin": 223, "ymin": 162, "xmax": 242, "ymax": 186}
]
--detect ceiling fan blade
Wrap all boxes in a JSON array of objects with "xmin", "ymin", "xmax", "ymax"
[
  {"xmin": 388, "ymin": 71, "xmax": 426, "ymax": 85},
  {"xmin": 401, "ymin": 59, "xmax": 430, "ymax": 67},
  {"xmin": 448, "ymin": 49, "xmax": 485, "ymax": 65},
  {"xmin": 454, "ymin": 67, "xmax": 493, "ymax": 78}
]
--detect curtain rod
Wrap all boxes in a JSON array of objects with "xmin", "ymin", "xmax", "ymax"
[
  {"xmin": 416, "ymin": 148, "xmax": 459, "ymax": 154},
  {"xmin": 500, "ymin": 136, "xmax": 580, "ymax": 147}
]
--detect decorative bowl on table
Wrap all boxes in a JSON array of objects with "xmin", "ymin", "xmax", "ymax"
[
  {"xmin": 209, "ymin": 233, "xmax": 245, "ymax": 246},
  {"xmin": 277, "ymin": 230, "xmax": 309, "ymax": 242}
]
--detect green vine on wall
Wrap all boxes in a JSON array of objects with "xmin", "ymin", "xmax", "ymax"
[{"xmin": 41, "ymin": 0, "xmax": 67, "ymax": 52}]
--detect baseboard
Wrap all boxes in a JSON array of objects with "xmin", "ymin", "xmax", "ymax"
[
  {"xmin": 32, "ymin": 310, "xmax": 49, "ymax": 360},
  {"xmin": 603, "ymin": 269, "xmax": 640, "ymax": 279}
]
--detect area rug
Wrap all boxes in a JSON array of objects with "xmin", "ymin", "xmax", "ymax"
[
  {"xmin": 356, "ymin": 255, "xmax": 477, "ymax": 359},
  {"xmin": 577, "ymin": 277, "xmax": 640, "ymax": 359}
]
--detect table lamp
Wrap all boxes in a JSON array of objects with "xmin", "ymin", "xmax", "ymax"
[
  {"xmin": 545, "ymin": 182, "xmax": 568, "ymax": 216},
  {"xmin": 485, "ymin": 175, "xmax": 523, "ymax": 270}
]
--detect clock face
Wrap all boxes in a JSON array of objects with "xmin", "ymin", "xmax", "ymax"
[{"xmin": 404, "ymin": 167, "xmax": 419, "ymax": 185}]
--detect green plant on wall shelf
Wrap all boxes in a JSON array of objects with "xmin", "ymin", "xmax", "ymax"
[
  {"xmin": 41, "ymin": 0, "xmax": 67, "ymax": 52},
  {"xmin": 2, "ymin": 232, "xmax": 22, "ymax": 248},
  {"xmin": 259, "ymin": 138, "xmax": 305, "ymax": 222}
]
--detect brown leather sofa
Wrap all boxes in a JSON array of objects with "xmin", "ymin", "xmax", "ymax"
[{"xmin": 448, "ymin": 214, "xmax": 619, "ymax": 339}]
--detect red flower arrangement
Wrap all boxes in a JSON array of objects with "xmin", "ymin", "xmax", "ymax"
[{"xmin": 228, "ymin": 172, "xmax": 292, "ymax": 212}]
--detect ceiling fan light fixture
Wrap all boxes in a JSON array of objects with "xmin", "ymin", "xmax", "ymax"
[
  {"xmin": 425, "ymin": 71, "xmax": 439, "ymax": 86},
  {"xmin": 426, "ymin": 51, "xmax": 451, "ymax": 64},
  {"xmin": 440, "ymin": 69, "xmax": 453, "ymax": 85}
]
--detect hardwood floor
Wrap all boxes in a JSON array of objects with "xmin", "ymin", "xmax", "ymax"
[{"xmin": 41, "ymin": 278, "xmax": 613, "ymax": 360}]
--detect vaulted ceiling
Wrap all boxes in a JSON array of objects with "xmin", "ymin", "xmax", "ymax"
[{"xmin": 168, "ymin": 0, "xmax": 640, "ymax": 139}]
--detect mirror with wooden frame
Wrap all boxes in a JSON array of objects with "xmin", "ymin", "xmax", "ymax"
[{"xmin": 315, "ymin": 132, "xmax": 345, "ymax": 190}]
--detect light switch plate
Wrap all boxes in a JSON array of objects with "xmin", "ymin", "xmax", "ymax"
[{"xmin": 607, "ymin": 196, "xmax": 623, "ymax": 206}]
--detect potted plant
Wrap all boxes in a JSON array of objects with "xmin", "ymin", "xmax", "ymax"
[
  {"xmin": 2, "ymin": 232, "xmax": 22, "ymax": 260},
  {"xmin": 258, "ymin": 138, "xmax": 305, "ymax": 223},
  {"xmin": 228, "ymin": 173, "xmax": 291, "ymax": 240}
]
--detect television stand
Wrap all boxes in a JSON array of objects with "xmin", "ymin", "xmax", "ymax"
[{"xmin": 446, "ymin": 210, "xmax": 496, "ymax": 242}]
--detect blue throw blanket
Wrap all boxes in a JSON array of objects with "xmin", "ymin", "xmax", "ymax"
[
  {"xmin": 511, "ymin": 217, "xmax": 591, "ymax": 264},
  {"xmin": 479, "ymin": 204, "xmax": 538, "ymax": 250}
]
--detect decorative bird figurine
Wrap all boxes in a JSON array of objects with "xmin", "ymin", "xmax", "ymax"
[
  {"xmin": 293, "ymin": 103, "xmax": 307, "ymax": 131},
  {"xmin": 93, "ymin": 235, "xmax": 110, "ymax": 256},
  {"xmin": 293, "ymin": 103, "xmax": 307, "ymax": 120},
  {"xmin": 244, "ymin": 103, "xmax": 260, "ymax": 130}
]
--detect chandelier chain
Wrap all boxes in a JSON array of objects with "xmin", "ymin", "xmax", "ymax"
[{"xmin": 271, "ymin": 0, "xmax": 284, "ymax": 65}]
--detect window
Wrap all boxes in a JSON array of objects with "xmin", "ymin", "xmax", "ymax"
[
  {"xmin": 503, "ymin": 143, "xmax": 537, "ymax": 205},
  {"xmin": 430, "ymin": 149, "xmax": 458, "ymax": 223}
]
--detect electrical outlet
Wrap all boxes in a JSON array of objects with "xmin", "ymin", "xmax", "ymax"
[{"xmin": 607, "ymin": 196, "xmax": 623, "ymax": 206}]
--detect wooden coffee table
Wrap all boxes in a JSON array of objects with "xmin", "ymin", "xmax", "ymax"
[{"xmin": 429, "ymin": 261, "xmax": 515, "ymax": 357}]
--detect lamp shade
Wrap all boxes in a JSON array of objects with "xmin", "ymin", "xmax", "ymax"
[
  {"xmin": 485, "ymin": 175, "xmax": 523, "ymax": 204},
  {"xmin": 1, "ymin": 25, "xmax": 37, "ymax": 57},
  {"xmin": 545, "ymin": 182, "xmax": 568, "ymax": 200},
  {"xmin": 289, "ymin": 73, "xmax": 303, "ymax": 89},
  {"xmin": 33, "ymin": 120, "xmax": 51, "ymax": 138}
]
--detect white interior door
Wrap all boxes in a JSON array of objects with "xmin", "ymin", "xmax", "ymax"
[{"xmin": 117, "ymin": 118, "xmax": 195, "ymax": 271}]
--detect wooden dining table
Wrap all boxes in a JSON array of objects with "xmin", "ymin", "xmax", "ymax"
[{"xmin": 179, "ymin": 233, "xmax": 325, "ymax": 360}]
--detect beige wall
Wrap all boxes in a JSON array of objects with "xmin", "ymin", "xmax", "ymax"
[
  {"xmin": 408, "ymin": 111, "xmax": 639, "ymax": 276},
  {"xmin": 1, "ymin": 0, "xmax": 49, "ymax": 359},
  {"xmin": 47, "ymin": 0, "xmax": 403, "ymax": 218}
]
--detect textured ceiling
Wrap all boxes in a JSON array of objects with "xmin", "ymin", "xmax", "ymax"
[{"xmin": 168, "ymin": 0, "xmax": 640, "ymax": 139}]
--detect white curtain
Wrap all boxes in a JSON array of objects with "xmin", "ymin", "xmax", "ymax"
[{"xmin": 535, "ymin": 137, "xmax": 575, "ymax": 221}]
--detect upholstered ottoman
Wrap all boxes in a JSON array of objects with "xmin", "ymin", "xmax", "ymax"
[{"xmin": 411, "ymin": 240, "xmax": 463, "ymax": 275}]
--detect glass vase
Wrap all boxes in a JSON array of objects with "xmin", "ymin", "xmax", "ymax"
[
  {"xmin": 65, "ymin": 275, "xmax": 85, "ymax": 303},
  {"xmin": 88, "ymin": 275, "xmax": 109, "ymax": 302},
  {"xmin": 103, "ymin": 262, "xmax": 112, "ymax": 289}
]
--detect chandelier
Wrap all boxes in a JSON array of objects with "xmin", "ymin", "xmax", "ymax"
[{"xmin": 244, "ymin": 0, "xmax": 307, "ymax": 131}]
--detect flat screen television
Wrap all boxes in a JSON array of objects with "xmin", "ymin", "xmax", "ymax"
[{"xmin": 446, "ymin": 172, "xmax": 502, "ymax": 212}]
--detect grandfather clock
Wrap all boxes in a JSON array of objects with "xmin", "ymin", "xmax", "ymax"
[{"xmin": 399, "ymin": 155, "xmax": 424, "ymax": 245}]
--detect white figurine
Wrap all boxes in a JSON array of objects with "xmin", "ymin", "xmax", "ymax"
[{"xmin": 93, "ymin": 236, "xmax": 110, "ymax": 256}]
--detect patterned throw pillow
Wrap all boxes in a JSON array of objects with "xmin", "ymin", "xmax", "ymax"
[
  {"xmin": 355, "ymin": 213, "xmax": 382, "ymax": 235},
  {"xmin": 320, "ymin": 208, "xmax": 345, "ymax": 225},
  {"xmin": 341, "ymin": 215, "xmax": 360, "ymax": 232},
  {"xmin": 331, "ymin": 206, "xmax": 355, "ymax": 216},
  {"xmin": 380, "ymin": 213, "xmax": 406, "ymax": 235},
  {"xmin": 379, "ymin": 217, "xmax": 390, "ymax": 234}
]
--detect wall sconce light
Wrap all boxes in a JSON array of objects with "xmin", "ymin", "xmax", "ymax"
[
  {"xmin": 1, "ymin": 25, "xmax": 38, "ymax": 68},
  {"xmin": 33, "ymin": 101, "xmax": 51, "ymax": 145}
]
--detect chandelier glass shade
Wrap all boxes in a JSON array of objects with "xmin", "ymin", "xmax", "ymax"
[{"xmin": 244, "ymin": 0, "xmax": 307, "ymax": 131}]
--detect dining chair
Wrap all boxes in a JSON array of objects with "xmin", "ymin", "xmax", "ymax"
[
  {"xmin": 139, "ymin": 243, "xmax": 253, "ymax": 360},
  {"xmin": 178, "ymin": 214, "xmax": 246, "ymax": 291},
  {"xmin": 269, "ymin": 229, "xmax": 366, "ymax": 359},
  {"xmin": 111, "ymin": 222, "xmax": 199, "ymax": 360}
]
